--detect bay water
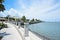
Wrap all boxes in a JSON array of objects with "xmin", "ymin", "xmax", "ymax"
[{"xmin": 28, "ymin": 22, "xmax": 60, "ymax": 40}]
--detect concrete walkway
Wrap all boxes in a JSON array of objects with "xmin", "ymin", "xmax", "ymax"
[
  {"xmin": 10, "ymin": 23, "xmax": 42, "ymax": 40},
  {"xmin": 18, "ymin": 26, "xmax": 42, "ymax": 40},
  {"xmin": 1, "ymin": 23, "xmax": 22, "ymax": 40},
  {"xmin": 1, "ymin": 22, "xmax": 43, "ymax": 40},
  {"xmin": 11, "ymin": 23, "xmax": 42, "ymax": 40}
]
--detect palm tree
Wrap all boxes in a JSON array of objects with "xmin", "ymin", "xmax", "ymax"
[
  {"xmin": 0, "ymin": 0, "xmax": 5, "ymax": 30},
  {"xmin": 0, "ymin": 4, "xmax": 5, "ymax": 12},
  {"xmin": 0, "ymin": 0, "xmax": 4, "ymax": 3},
  {"xmin": 0, "ymin": 0, "xmax": 5, "ymax": 12}
]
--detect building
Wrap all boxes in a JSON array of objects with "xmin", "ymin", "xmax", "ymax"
[{"xmin": 0, "ymin": 18, "xmax": 7, "ymax": 21}]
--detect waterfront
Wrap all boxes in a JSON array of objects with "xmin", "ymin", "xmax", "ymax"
[{"xmin": 29, "ymin": 22, "xmax": 60, "ymax": 40}]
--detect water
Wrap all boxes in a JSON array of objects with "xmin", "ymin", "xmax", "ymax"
[{"xmin": 28, "ymin": 22, "xmax": 60, "ymax": 40}]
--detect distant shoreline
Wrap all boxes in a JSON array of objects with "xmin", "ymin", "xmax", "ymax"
[{"xmin": 29, "ymin": 21, "xmax": 43, "ymax": 24}]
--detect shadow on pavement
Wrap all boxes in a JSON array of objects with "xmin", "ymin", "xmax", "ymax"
[{"xmin": 0, "ymin": 32, "xmax": 11, "ymax": 36}]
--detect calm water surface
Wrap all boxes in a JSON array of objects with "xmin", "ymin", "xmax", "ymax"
[{"xmin": 28, "ymin": 22, "xmax": 60, "ymax": 40}]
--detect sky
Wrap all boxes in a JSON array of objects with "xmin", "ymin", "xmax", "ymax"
[{"xmin": 0, "ymin": 0, "xmax": 60, "ymax": 22}]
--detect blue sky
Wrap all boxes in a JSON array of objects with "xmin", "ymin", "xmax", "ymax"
[{"xmin": 0, "ymin": 0, "xmax": 60, "ymax": 22}]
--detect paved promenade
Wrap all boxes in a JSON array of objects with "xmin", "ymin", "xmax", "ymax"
[
  {"xmin": 11, "ymin": 23, "xmax": 42, "ymax": 40},
  {"xmin": 1, "ymin": 23, "xmax": 22, "ymax": 40},
  {"xmin": 1, "ymin": 22, "xmax": 44, "ymax": 40}
]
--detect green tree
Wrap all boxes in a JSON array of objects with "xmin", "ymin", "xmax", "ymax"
[
  {"xmin": 5, "ymin": 15, "xmax": 10, "ymax": 21},
  {"xmin": 21, "ymin": 16, "xmax": 26, "ymax": 22},
  {"xmin": 5, "ymin": 15, "xmax": 10, "ymax": 19},
  {"xmin": 0, "ymin": 0, "xmax": 5, "ymax": 12},
  {"xmin": 35, "ymin": 19, "xmax": 40, "ymax": 21},
  {"xmin": 0, "ymin": 0, "xmax": 4, "ymax": 3},
  {"xmin": 30, "ymin": 18, "xmax": 35, "ymax": 22}
]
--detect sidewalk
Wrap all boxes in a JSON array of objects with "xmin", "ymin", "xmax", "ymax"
[
  {"xmin": 1, "ymin": 23, "xmax": 22, "ymax": 40},
  {"xmin": 11, "ymin": 23, "xmax": 42, "ymax": 40},
  {"xmin": 1, "ymin": 22, "xmax": 43, "ymax": 40},
  {"xmin": 18, "ymin": 26, "xmax": 42, "ymax": 40}
]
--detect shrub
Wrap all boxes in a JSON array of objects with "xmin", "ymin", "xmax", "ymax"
[
  {"xmin": 0, "ymin": 36, "xmax": 3, "ymax": 40},
  {"xmin": 0, "ymin": 22, "xmax": 7, "ymax": 30}
]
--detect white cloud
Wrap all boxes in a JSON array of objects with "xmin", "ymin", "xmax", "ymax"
[
  {"xmin": 0, "ymin": 8, "xmax": 23, "ymax": 18},
  {"xmin": 1, "ymin": 0, "xmax": 60, "ymax": 22},
  {"xmin": 16, "ymin": 0, "xmax": 60, "ymax": 22}
]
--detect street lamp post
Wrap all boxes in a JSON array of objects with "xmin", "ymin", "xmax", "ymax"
[
  {"xmin": 24, "ymin": 22, "xmax": 29, "ymax": 37},
  {"xmin": 18, "ymin": 22, "xmax": 21, "ymax": 28}
]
